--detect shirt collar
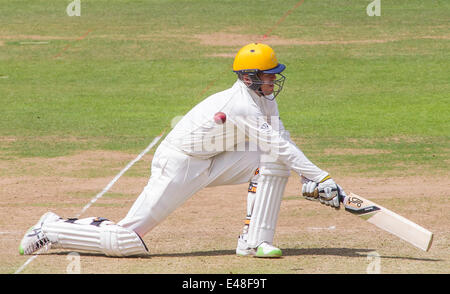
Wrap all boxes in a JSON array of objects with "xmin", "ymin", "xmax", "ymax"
[
  {"xmin": 235, "ymin": 79, "xmax": 260, "ymax": 102},
  {"xmin": 235, "ymin": 79, "xmax": 275, "ymax": 104}
]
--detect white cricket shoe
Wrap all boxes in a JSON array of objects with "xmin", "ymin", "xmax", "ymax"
[
  {"xmin": 19, "ymin": 212, "xmax": 61, "ymax": 255},
  {"xmin": 236, "ymin": 234, "xmax": 282, "ymax": 258}
]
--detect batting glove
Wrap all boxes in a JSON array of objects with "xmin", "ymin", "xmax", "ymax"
[{"xmin": 302, "ymin": 176, "xmax": 346, "ymax": 209}]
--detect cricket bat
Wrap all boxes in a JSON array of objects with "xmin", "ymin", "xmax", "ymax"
[{"xmin": 342, "ymin": 192, "xmax": 433, "ymax": 251}]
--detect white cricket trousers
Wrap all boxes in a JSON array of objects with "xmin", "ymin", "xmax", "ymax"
[{"xmin": 118, "ymin": 141, "xmax": 260, "ymax": 236}]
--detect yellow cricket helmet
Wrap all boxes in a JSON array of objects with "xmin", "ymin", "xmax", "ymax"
[
  {"xmin": 233, "ymin": 43, "xmax": 285, "ymax": 74},
  {"xmin": 233, "ymin": 43, "xmax": 286, "ymax": 100}
]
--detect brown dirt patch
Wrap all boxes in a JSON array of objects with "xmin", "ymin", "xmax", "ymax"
[
  {"xmin": 421, "ymin": 35, "xmax": 450, "ymax": 40},
  {"xmin": 195, "ymin": 33, "xmax": 295, "ymax": 46},
  {"xmin": 206, "ymin": 53, "xmax": 236, "ymax": 58},
  {"xmin": 1, "ymin": 150, "xmax": 448, "ymax": 274},
  {"xmin": 195, "ymin": 33, "xmax": 450, "ymax": 58},
  {"xmin": 0, "ymin": 35, "xmax": 74, "ymax": 41},
  {"xmin": 4, "ymin": 150, "xmax": 139, "ymax": 174},
  {"xmin": 0, "ymin": 137, "xmax": 16, "ymax": 142},
  {"xmin": 194, "ymin": 32, "xmax": 401, "ymax": 47},
  {"xmin": 324, "ymin": 148, "xmax": 391, "ymax": 155}
]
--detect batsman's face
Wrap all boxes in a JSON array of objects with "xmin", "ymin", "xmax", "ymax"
[{"xmin": 258, "ymin": 73, "xmax": 276, "ymax": 96}]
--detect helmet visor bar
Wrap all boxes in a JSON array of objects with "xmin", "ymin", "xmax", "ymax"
[{"xmin": 251, "ymin": 73, "xmax": 286, "ymax": 100}]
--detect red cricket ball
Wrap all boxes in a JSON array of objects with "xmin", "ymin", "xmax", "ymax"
[{"xmin": 214, "ymin": 112, "xmax": 226, "ymax": 124}]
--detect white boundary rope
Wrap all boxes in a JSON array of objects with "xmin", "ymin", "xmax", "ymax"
[{"xmin": 14, "ymin": 134, "xmax": 164, "ymax": 274}]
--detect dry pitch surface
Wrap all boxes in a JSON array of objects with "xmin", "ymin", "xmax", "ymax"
[{"xmin": 1, "ymin": 148, "xmax": 448, "ymax": 274}]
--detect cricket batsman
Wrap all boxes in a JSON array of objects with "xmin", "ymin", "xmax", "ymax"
[{"xmin": 19, "ymin": 43, "xmax": 346, "ymax": 258}]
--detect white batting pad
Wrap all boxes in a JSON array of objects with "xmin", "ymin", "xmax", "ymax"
[
  {"xmin": 42, "ymin": 217, "xmax": 149, "ymax": 257},
  {"xmin": 246, "ymin": 160, "xmax": 290, "ymax": 248}
]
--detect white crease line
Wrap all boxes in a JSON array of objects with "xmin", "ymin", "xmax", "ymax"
[
  {"xmin": 0, "ymin": 231, "xmax": 23, "ymax": 235},
  {"xmin": 75, "ymin": 134, "xmax": 163, "ymax": 218},
  {"xmin": 14, "ymin": 253, "xmax": 39, "ymax": 274},
  {"xmin": 19, "ymin": 41, "xmax": 49, "ymax": 45},
  {"xmin": 307, "ymin": 226, "xmax": 336, "ymax": 231},
  {"xmin": 14, "ymin": 134, "xmax": 164, "ymax": 274}
]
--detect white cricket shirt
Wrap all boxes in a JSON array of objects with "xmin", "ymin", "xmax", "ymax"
[{"xmin": 164, "ymin": 79, "xmax": 328, "ymax": 182}]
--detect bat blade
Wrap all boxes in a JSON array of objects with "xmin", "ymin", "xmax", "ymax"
[{"xmin": 344, "ymin": 192, "xmax": 433, "ymax": 251}]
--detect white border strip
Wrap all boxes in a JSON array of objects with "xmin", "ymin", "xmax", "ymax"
[{"xmin": 14, "ymin": 134, "xmax": 164, "ymax": 274}]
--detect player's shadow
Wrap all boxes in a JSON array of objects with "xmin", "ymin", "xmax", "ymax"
[
  {"xmin": 46, "ymin": 248, "xmax": 441, "ymax": 262},
  {"xmin": 151, "ymin": 247, "xmax": 441, "ymax": 262},
  {"xmin": 282, "ymin": 248, "xmax": 441, "ymax": 262}
]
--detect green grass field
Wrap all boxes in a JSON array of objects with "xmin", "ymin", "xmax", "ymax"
[
  {"xmin": 1, "ymin": 0, "xmax": 448, "ymax": 170},
  {"xmin": 1, "ymin": 0, "xmax": 449, "ymax": 275}
]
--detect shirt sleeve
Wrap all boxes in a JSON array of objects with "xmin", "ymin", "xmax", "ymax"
[{"xmin": 230, "ymin": 101, "xmax": 328, "ymax": 183}]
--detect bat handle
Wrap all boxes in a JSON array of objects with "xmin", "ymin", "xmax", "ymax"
[{"xmin": 336, "ymin": 186, "xmax": 346, "ymax": 203}]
